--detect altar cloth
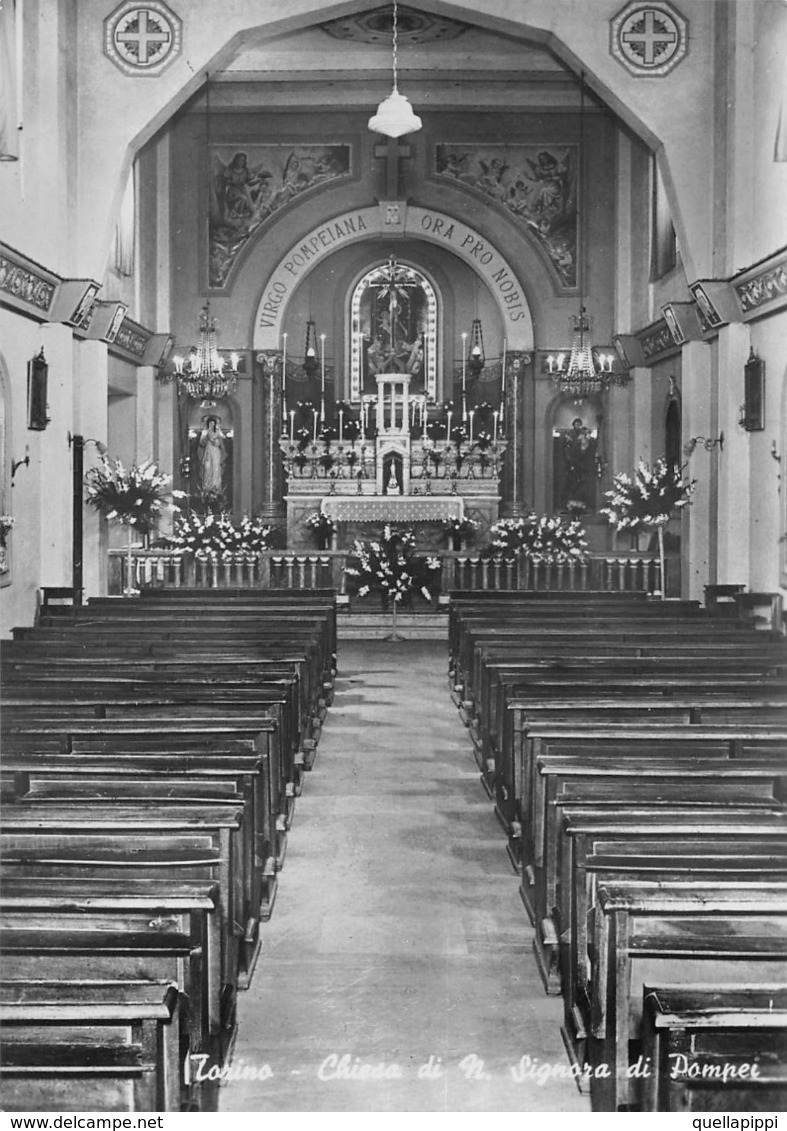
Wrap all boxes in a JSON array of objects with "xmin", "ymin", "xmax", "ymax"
[{"xmin": 320, "ymin": 495, "xmax": 464, "ymax": 523}]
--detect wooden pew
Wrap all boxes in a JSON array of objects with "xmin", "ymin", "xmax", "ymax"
[
  {"xmin": 588, "ymin": 881, "xmax": 787, "ymax": 1111},
  {"xmin": 0, "ymin": 802, "xmax": 244, "ymax": 1032},
  {"xmin": 641, "ymin": 983, "xmax": 787, "ymax": 1112},
  {"xmin": 0, "ymin": 980, "xmax": 183, "ymax": 1112}
]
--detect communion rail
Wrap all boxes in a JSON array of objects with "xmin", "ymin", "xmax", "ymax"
[{"xmin": 108, "ymin": 548, "xmax": 670, "ymax": 597}]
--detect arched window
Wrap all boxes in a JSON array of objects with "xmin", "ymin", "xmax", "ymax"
[{"xmin": 349, "ymin": 256, "xmax": 438, "ymax": 402}]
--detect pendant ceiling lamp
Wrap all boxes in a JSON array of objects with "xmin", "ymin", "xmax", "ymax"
[
  {"xmin": 368, "ymin": 0, "xmax": 422, "ymax": 139},
  {"xmin": 173, "ymin": 77, "xmax": 239, "ymax": 402},
  {"xmin": 550, "ymin": 72, "xmax": 630, "ymax": 396}
]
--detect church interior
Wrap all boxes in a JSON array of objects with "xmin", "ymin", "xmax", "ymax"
[{"xmin": 1, "ymin": 0, "xmax": 787, "ymax": 1116}]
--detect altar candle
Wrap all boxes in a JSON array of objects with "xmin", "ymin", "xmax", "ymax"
[
  {"xmin": 289, "ymin": 409, "xmax": 295, "ymax": 444},
  {"xmin": 461, "ymin": 333, "xmax": 467, "ymax": 391},
  {"xmin": 468, "ymin": 409, "xmax": 475, "ymax": 443},
  {"xmin": 313, "ymin": 409, "xmax": 319, "ymax": 444},
  {"xmin": 320, "ymin": 335, "xmax": 326, "ymax": 391},
  {"xmin": 501, "ymin": 338, "xmax": 507, "ymax": 424},
  {"xmin": 422, "ymin": 402, "xmax": 428, "ymax": 442},
  {"xmin": 338, "ymin": 409, "xmax": 344, "ymax": 443},
  {"xmin": 493, "ymin": 409, "xmax": 499, "ymax": 446},
  {"xmin": 446, "ymin": 409, "xmax": 452, "ymax": 443}
]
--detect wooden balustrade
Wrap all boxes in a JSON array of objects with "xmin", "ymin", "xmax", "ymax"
[{"xmin": 108, "ymin": 548, "xmax": 669, "ymax": 597}]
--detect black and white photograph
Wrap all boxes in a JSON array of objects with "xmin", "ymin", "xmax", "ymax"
[{"xmin": 0, "ymin": 0, "xmax": 786, "ymax": 1122}]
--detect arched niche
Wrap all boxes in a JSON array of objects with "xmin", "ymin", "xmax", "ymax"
[
  {"xmin": 549, "ymin": 394, "xmax": 604, "ymax": 515},
  {"xmin": 181, "ymin": 396, "xmax": 237, "ymax": 515},
  {"xmin": 349, "ymin": 258, "xmax": 438, "ymax": 403}
]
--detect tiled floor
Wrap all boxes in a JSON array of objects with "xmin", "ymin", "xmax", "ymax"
[{"xmin": 220, "ymin": 640, "xmax": 590, "ymax": 1112}]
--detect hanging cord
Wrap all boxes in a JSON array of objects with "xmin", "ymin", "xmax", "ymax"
[
  {"xmin": 392, "ymin": 0, "xmax": 399, "ymax": 92},
  {"xmin": 204, "ymin": 73, "xmax": 211, "ymax": 302},
  {"xmin": 578, "ymin": 70, "xmax": 587, "ymax": 320}
]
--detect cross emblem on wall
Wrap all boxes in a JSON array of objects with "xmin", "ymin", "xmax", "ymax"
[
  {"xmin": 610, "ymin": 1, "xmax": 688, "ymax": 77},
  {"xmin": 104, "ymin": 1, "xmax": 182, "ymax": 76}
]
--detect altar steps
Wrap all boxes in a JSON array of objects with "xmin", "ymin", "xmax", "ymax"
[{"xmin": 337, "ymin": 610, "xmax": 448, "ymax": 640}]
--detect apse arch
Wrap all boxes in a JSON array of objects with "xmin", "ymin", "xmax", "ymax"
[
  {"xmin": 105, "ymin": 1, "xmax": 704, "ymax": 285},
  {"xmin": 252, "ymin": 204, "xmax": 534, "ymax": 352}
]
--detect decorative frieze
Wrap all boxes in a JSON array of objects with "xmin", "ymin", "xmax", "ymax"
[
  {"xmin": 113, "ymin": 319, "xmax": 149, "ymax": 358},
  {"xmin": 638, "ymin": 319, "xmax": 678, "ymax": 361},
  {"xmin": 733, "ymin": 250, "xmax": 787, "ymax": 318},
  {"xmin": 0, "ymin": 247, "xmax": 57, "ymax": 315}
]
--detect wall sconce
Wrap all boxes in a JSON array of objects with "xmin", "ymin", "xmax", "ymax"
[
  {"xmin": 27, "ymin": 348, "xmax": 49, "ymax": 431},
  {"xmin": 11, "ymin": 447, "xmax": 30, "ymax": 482},
  {"xmin": 67, "ymin": 432, "xmax": 108, "ymax": 457},
  {"xmin": 684, "ymin": 432, "xmax": 724, "ymax": 457}
]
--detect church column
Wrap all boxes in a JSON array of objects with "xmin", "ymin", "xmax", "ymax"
[
  {"xmin": 74, "ymin": 339, "xmax": 109, "ymax": 600},
  {"xmin": 681, "ymin": 341, "xmax": 715, "ymax": 601},
  {"xmin": 715, "ymin": 323, "xmax": 751, "ymax": 587},
  {"xmin": 500, "ymin": 351, "xmax": 530, "ymax": 517},
  {"xmin": 255, "ymin": 350, "xmax": 286, "ymax": 530}
]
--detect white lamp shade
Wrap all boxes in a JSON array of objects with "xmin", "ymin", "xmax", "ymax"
[{"xmin": 368, "ymin": 89, "xmax": 422, "ymax": 138}]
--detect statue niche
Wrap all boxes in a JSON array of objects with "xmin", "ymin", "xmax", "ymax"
[
  {"xmin": 187, "ymin": 408, "xmax": 234, "ymax": 513},
  {"xmin": 351, "ymin": 256, "xmax": 437, "ymax": 402},
  {"xmin": 552, "ymin": 413, "xmax": 598, "ymax": 514}
]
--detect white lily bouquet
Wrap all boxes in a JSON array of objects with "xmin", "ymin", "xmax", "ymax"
[
  {"xmin": 601, "ymin": 458, "xmax": 695, "ymax": 597},
  {"xmin": 84, "ymin": 455, "xmax": 185, "ymax": 594}
]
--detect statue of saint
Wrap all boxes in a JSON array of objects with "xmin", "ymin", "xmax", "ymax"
[{"xmin": 198, "ymin": 416, "xmax": 228, "ymax": 495}]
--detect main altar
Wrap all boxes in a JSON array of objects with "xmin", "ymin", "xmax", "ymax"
[{"xmin": 280, "ymin": 371, "xmax": 509, "ymax": 550}]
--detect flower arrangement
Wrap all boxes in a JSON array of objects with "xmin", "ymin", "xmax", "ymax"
[
  {"xmin": 442, "ymin": 515, "xmax": 479, "ymax": 548},
  {"xmin": 600, "ymin": 458, "xmax": 695, "ymax": 530},
  {"xmin": 305, "ymin": 512, "xmax": 336, "ymax": 536},
  {"xmin": 0, "ymin": 515, "xmax": 13, "ymax": 575},
  {"xmin": 600, "ymin": 458, "xmax": 695, "ymax": 598},
  {"xmin": 484, "ymin": 513, "xmax": 589, "ymax": 565},
  {"xmin": 344, "ymin": 526, "xmax": 441, "ymax": 613},
  {"xmin": 163, "ymin": 511, "xmax": 272, "ymax": 561},
  {"xmin": 524, "ymin": 513, "xmax": 589, "ymax": 565},
  {"xmin": 85, "ymin": 457, "xmax": 184, "ymax": 533}
]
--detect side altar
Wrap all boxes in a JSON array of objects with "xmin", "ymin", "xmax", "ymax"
[{"xmin": 280, "ymin": 372, "xmax": 508, "ymax": 550}]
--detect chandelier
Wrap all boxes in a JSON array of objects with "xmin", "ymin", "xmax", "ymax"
[
  {"xmin": 549, "ymin": 73, "xmax": 630, "ymax": 397},
  {"xmin": 368, "ymin": 0, "xmax": 422, "ymax": 139},
  {"xmin": 171, "ymin": 305, "xmax": 239, "ymax": 401}
]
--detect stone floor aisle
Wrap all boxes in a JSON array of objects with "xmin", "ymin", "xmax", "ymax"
[{"xmin": 220, "ymin": 640, "xmax": 590, "ymax": 1112}]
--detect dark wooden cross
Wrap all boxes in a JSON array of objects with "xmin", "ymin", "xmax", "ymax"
[{"xmin": 374, "ymin": 135, "xmax": 412, "ymax": 197}]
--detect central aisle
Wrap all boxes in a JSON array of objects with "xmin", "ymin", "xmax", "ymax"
[{"xmin": 221, "ymin": 640, "xmax": 589, "ymax": 1112}]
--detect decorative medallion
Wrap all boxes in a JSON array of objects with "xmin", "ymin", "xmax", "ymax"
[
  {"xmin": 320, "ymin": 5, "xmax": 467, "ymax": 44},
  {"xmin": 104, "ymin": 2, "xmax": 182, "ymax": 77},
  {"xmin": 610, "ymin": 2, "xmax": 688, "ymax": 77}
]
